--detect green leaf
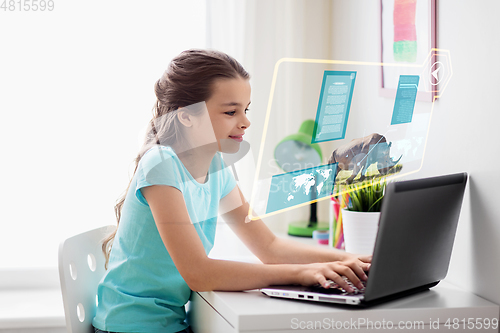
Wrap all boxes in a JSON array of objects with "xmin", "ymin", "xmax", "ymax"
[{"xmin": 345, "ymin": 177, "xmax": 387, "ymax": 212}]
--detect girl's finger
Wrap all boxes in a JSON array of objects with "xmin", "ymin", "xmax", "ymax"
[
  {"xmin": 349, "ymin": 262, "xmax": 368, "ymax": 281},
  {"xmin": 316, "ymin": 275, "xmax": 330, "ymax": 289},
  {"xmin": 338, "ymin": 266, "xmax": 364, "ymax": 290},
  {"xmin": 325, "ymin": 271, "xmax": 354, "ymax": 293},
  {"xmin": 358, "ymin": 255, "xmax": 372, "ymax": 263}
]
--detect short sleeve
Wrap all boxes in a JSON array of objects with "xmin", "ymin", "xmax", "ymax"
[{"xmin": 135, "ymin": 147, "xmax": 182, "ymax": 205}]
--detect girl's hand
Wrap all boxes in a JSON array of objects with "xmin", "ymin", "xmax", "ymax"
[
  {"xmin": 297, "ymin": 257, "xmax": 369, "ymax": 293},
  {"xmin": 340, "ymin": 252, "xmax": 372, "ymax": 267}
]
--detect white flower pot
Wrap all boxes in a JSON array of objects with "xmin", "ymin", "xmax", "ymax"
[{"xmin": 342, "ymin": 209, "xmax": 380, "ymax": 255}]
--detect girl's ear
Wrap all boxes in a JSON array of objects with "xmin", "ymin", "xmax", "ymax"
[{"xmin": 177, "ymin": 109, "xmax": 193, "ymax": 128}]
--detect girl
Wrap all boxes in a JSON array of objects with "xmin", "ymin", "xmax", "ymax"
[{"xmin": 92, "ymin": 49, "xmax": 371, "ymax": 333}]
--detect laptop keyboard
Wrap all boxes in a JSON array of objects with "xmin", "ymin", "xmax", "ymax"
[{"xmin": 309, "ymin": 277, "xmax": 367, "ymax": 295}]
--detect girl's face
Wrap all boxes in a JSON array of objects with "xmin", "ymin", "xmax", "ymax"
[{"xmin": 204, "ymin": 77, "xmax": 251, "ymax": 154}]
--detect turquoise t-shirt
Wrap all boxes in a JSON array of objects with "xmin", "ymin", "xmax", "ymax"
[{"xmin": 93, "ymin": 146, "xmax": 236, "ymax": 333}]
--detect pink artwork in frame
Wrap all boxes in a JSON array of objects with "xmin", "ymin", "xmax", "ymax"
[{"xmin": 380, "ymin": 0, "xmax": 436, "ymax": 102}]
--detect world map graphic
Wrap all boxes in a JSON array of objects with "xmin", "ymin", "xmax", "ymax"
[{"xmin": 266, "ymin": 164, "xmax": 337, "ymax": 214}]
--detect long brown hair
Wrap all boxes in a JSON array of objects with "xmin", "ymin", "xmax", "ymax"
[{"xmin": 102, "ymin": 49, "xmax": 250, "ymax": 268}]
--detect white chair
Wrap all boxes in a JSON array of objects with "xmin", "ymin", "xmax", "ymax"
[{"xmin": 58, "ymin": 225, "xmax": 115, "ymax": 333}]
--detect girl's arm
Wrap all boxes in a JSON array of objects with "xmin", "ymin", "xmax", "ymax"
[
  {"xmin": 219, "ymin": 187, "xmax": 370, "ymax": 271},
  {"xmin": 142, "ymin": 185, "xmax": 366, "ymax": 292}
]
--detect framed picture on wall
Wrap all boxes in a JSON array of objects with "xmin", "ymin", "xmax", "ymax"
[{"xmin": 380, "ymin": 0, "xmax": 436, "ymax": 102}]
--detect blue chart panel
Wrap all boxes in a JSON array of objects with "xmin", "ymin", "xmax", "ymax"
[
  {"xmin": 391, "ymin": 75, "xmax": 420, "ymax": 125},
  {"xmin": 266, "ymin": 163, "xmax": 338, "ymax": 214},
  {"xmin": 312, "ymin": 71, "xmax": 356, "ymax": 143}
]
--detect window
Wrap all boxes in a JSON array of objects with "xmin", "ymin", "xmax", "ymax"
[{"xmin": 0, "ymin": 0, "xmax": 206, "ymax": 281}]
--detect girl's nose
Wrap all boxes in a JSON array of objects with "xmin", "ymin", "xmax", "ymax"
[{"xmin": 240, "ymin": 114, "xmax": 251, "ymax": 129}]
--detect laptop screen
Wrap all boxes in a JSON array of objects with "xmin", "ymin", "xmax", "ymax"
[{"xmin": 364, "ymin": 172, "xmax": 467, "ymax": 301}]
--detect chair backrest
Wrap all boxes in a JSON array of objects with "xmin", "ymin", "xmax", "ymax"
[{"xmin": 58, "ymin": 225, "xmax": 115, "ymax": 333}]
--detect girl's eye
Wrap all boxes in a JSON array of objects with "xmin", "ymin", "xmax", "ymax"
[{"xmin": 225, "ymin": 109, "xmax": 249, "ymax": 116}]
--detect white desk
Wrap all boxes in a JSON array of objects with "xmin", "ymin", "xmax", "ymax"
[
  {"xmin": 189, "ymin": 227, "xmax": 499, "ymax": 332},
  {"xmin": 188, "ymin": 281, "xmax": 499, "ymax": 332}
]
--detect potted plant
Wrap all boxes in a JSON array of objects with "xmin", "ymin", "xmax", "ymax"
[{"xmin": 339, "ymin": 177, "xmax": 386, "ymax": 255}]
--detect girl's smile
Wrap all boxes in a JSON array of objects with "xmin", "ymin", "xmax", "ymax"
[{"xmin": 229, "ymin": 134, "xmax": 244, "ymax": 142}]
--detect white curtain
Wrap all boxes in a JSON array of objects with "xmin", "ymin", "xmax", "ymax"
[{"xmin": 206, "ymin": 0, "xmax": 334, "ymax": 233}]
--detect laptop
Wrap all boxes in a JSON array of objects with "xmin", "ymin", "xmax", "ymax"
[{"xmin": 260, "ymin": 172, "xmax": 468, "ymax": 307}]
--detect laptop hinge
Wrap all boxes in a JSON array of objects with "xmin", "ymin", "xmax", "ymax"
[{"xmin": 361, "ymin": 281, "xmax": 439, "ymax": 307}]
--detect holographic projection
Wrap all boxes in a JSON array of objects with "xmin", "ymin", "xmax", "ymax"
[
  {"xmin": 248, "ymin": 49, "xmax": 452, "ymax": 222},
  {"xmin": 391, "ymin": 75, "xmax": 420, "ymax": 125},
  {"xmin": 327, "ymin": 133, "xmax": 401, "ymax": 185},
  {"xmin": 312, "ymin": 71, "xmax": 356, "ymax": 143},
  {"xmin": 266, "ymin": 163, "xmax": 337, "ymax": 214}
]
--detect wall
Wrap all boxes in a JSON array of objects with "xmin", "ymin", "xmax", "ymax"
[
  {"xmin": 330, "ymin": 0, "xmax": 500, "ymax": 305},
  {"xmin": 241, "ymin": 0, "xmax": 335, "ymax": 230}
]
